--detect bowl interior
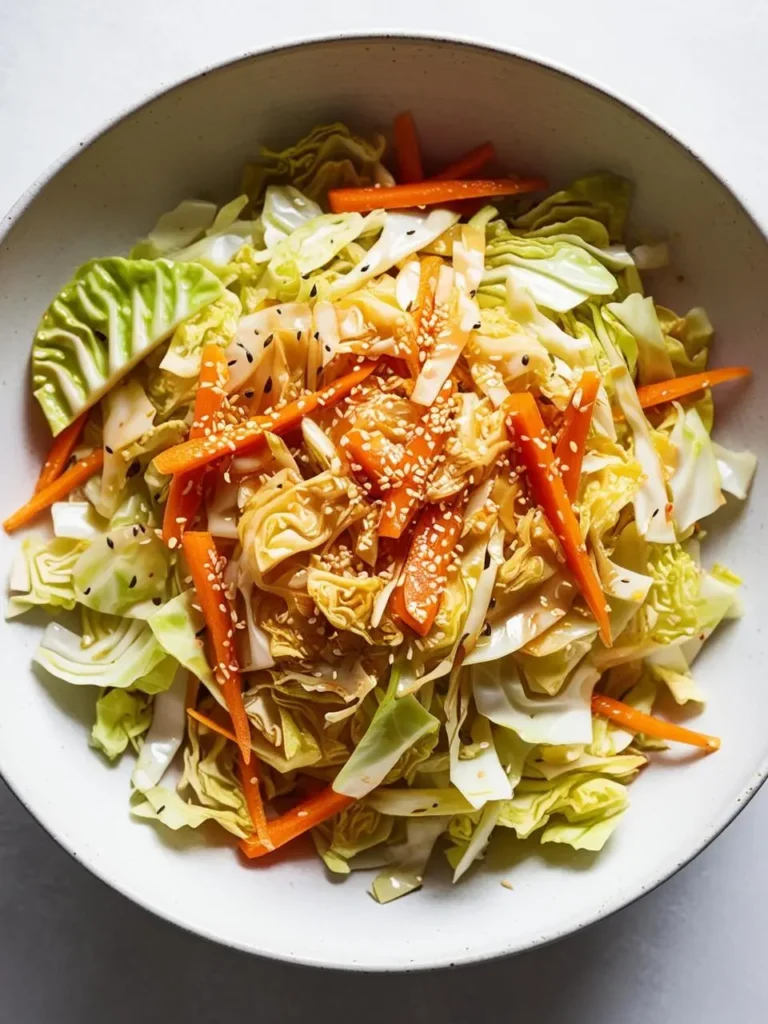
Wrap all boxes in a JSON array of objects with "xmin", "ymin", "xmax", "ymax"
[{"xmin": 0, "ymin": 36, "xmax": 766, "ymax": 970}]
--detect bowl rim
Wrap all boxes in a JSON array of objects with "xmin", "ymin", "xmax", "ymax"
[{"xmin": 1, "ymin": 29, "xmax": 767, "ymax": 973}]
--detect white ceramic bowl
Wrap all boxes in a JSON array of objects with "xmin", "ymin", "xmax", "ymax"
[{"xmin": 0, "ymin": 34, "xmax": 766, "ymax": 971}]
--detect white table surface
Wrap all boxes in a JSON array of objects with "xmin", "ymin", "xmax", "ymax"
[{"xmin": 1, "ymin": 0, "xmax": 766, "ymax": 1018}]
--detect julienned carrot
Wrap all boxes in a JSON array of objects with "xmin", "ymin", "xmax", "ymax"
[
  {"xmin": 341, "ymin": 427, "xmax": 402, "ymax": 492},
  {"xmin": 328, "ymin": 177, "xmax": 547, "ymax": 214},
  {"xmin": 162, "ymin": 345, "xmax": 229, "ymax": 547},
  {"xmin": 592, "ymin": 694, "xmax": 720, "ymax": 752},
  {"xmin": 390, "ymin": 493, "xmax": 464, "ymax": 637},
  {"xmin": 554, "ymin": 371, "xmax": 601, "ymax": 501},
  {"xmin": 431, "ymin": 142, "xmax": 497, "ymax": 181},
  {"xmin": 182, "ymin": 532, "xmax": 251, "ymax": 765},
  {"xmin": 154, "ymin": 361, "xmax": 378, "ymax": 477},
  {"xmin": 4, "ymin": 449, "xmax": 104, "ymax": 533},
  {"xmin": 186, "ymin": 709, "xmax": 272, "ymax": 847},
  {"xmin": 238, "ymin": 753, "xmax": 272, "ymax": 849},
  {"xmin": 636, "ymin": 366, "xmax": 751, "ymax": 408},
  {"xmin": 505, "ymin": 393, "xmax": 612, "ymax": 646},
  {"xmin": 393, "ymin": 111, "xmax": 424, "ymax": 184},
  {"xmin": 187, "ymin": 707, "xmax": 237, "ymax": 743},
  {"xmin": 378, "ymin": 379, "xmax": 455, "ymax": 539},
  {"xmin": 35, "ymin": 412, "xmax": 88, "ymax": 492},
  {"xmin": 239, "ymin": 786, "xmax": 354, "ymax": 860}
]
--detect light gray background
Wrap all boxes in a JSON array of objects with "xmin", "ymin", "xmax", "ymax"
[{"xmin": 1, "ymin": 1, "xmax": 766, "ymax": 1019}]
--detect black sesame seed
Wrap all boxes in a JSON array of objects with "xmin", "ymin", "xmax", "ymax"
[
  {"xmin": 128, "ymin": 576, "xmax": 137, "ymax": 589},
  {"xmin": 83, "ymin": 587, "xmax": 91, "ymax": 595},
  {"xmin": 105, "ymin": 445, "xmax": 114, "ymax": 455},
  {"xmin": 652, "ymin": 508, "xmax": 660, "ymax": 518},
  {"xmin": 227, "ymin": 359, "xmax": 237, "ymax": 367},
  {"xmin": 264, "ymin": 377, "xmax": 273, "ymax": 394},
  {"xmin": 106, "ymin": 537, "xmax": 114, "ymax": 549},
  {"xmin": 245, "ymin": 350, "xmax": 254, "ymax": 364},
  {"xmin": 244, "ymin": 389, "xmax": 254, "ymax": 399},
  {"xmin": 276, "ymin": 308, "xmax": 282, "ymax": 315},
  {"xmin": 296, "ymin": 331, "xmax": 302, "ymax": 341},
  {"xmin": 473, "ymin": 321, "xmax": 482, "ymax": 330},
  {"xmin": 325, "ymin": 344, "xmax": 332, "ymax": 353},
  {"xmin": 310, "ymin": 284, "xmax": 318, "ymax": 298},
  {"xmin": 522, "ymin": 354, "xmax": 530, "ymax": 366},
  {"xmin": 406, "ymin": 229, "xmax": 416, "ymax": 236},
  {"xmin": 263, "ymin": 335, "xmax": 273, "ymax": 349},
  {"xmin": 313, "ymin": 331, "xmax": 320, "ymax": 341},
  {"xmin": 152, "ymin": 597, "xmax": 162, "ymax": 606},
  {"xmin": 483, "ymin": 549, "xmax": 491, "ymax": 570},
  {"xmin": 469, "ymin": 289, "xmax": 477, "ymax": 298},
  {"xmin": 157, "ymin": 805, "xmax": 166, "ymax": 814},
  {"xmin": 94, "ymin": 330, "xmax": 107, "ymax": 342},
  {"xmin": 360, "ymin": 265, "xmax": 370, "ymax": 273},
  {"xmin": 126, "ymin": 460, "xmax": 141, "ymax": 478},
  {"xmin": 154, "ymin": 493, "xmax": 162, "ymax": 502}
]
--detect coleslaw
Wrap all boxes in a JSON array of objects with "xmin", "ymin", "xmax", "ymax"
[{"xmin": 4, "ymin": 115, "xmax": 755, "ymax": 902}]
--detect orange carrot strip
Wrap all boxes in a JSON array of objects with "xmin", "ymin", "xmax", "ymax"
[
  {"xmin": 328, "ymin": 177, "xmax": 547, "ymax": 214},
  {"xmin": 187, "ymin": 709, "xmax": 272, "ymax": 845},
  {"xmin": 187, "ymin": 707, "xmax": 237, "ymax": 743},
  {"xmin": 393, "ymin": 111, "xmax": 424, "ymax": 184},
  {"xmin": 505, "ymin": 393, "xmax": 612, "ymax": 646},
  {"xmin": 154, "ymin": 361, "xmax": 378, "ymax": 477},
  {"xmin": 238, "ymin": 753, "xmax": 272, "ymax": 849},
  {"xmin": 390, "ymin": 494, "xmax": 464, "ymax": 637},
  {"xmin": 35, "ymin": 413, "xmax": 88, "ymax": 493},
  {"xmin": 396, "ymin": 254, "xmax": 444, "ymax": 378},
  {"xmin": 636, "ymin": 366, "xmax": 751, "ymax": 408},
  {"xmin": 162, "ymin": 345, "xmax": 229, "ymax": 547},
  {"xmin": 378, "ymin": 380, "xmax": 455, "ymax": 539},
  {"xmin": 554, "ymin": 370, "xmax": 601, "ymax": 501},
  {"xmin": 239, "ymin": 786, "xmax": 354, "ymax": 859},
  {"xmin": 342, "ymin": 427, "xmax": 402, "ymax": 492},
  {"xmin": 592, "ymin": 694, "xmax": 720, "ymax": 752},
  {"xmin": 182, "ymin": 532, "xmax": 251, "ymax": 764},
  {"xmin": 431, "ymin": 142, "xmax": 497, "ymax": 181},
  {"xmin": 4, "ymin": 449, "xmax": 104, "ymax": 534},
  {"xmin": 413, "ymin": 255, "xmax": 443, "ymax": 341}
]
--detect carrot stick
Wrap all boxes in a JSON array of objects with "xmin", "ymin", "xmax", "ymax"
[
  {"xmin": 505, "ymin": 393, "xmax": 612, "ymax": 646},
  {"xmin": 592, "ymin": 694, "xmax": 720, "ymax": 752},
  {"xmin": 341, "ymin": 427, "xmax": 402, "ymax": 493},
  {"xmin": 35, "ymin": 413, "xmax": 88, "ymax": 492},
  {"xmin": 154, "ymin": 361, "xmax": 378, "ymax": 477},
  {"xmin": 187, "ymin": 707, "xmax": 237, "ymax": 743},
  {"xmin": 162, "ymin": 345, "xmax": 229, "ymax": 547},
  {"xmin": 328, "ymin": 177, "xmax": 547, "ymax": 214},
  {"xmin": 431, "ymin": 142, "xmax": 497, "ymax": 181},
  {"xmin": 186, "ymin": 709, "xmax": 272, "ymax": 845},
  {"xmin": 4, "ymin": 449, "xmax": 104, "ymax": 533},
  {"xmin": 378, "ymin": 379, "xmax": 455, "ymax": 539},
  {"xmin": 393, "ymin": 111, "xmax": 424, "ymax": 184},
  {"xmin": 636, "ymin": 366, "xmax": 751, "ymax": 408},
  {"xmin": 181, "ymin": 532, "xmax": 251, "ymax": 764},
  {"xmin": 390, "ymin": 494, "xmax": 464, "ymax": 637},
  {"xmin": 239, "ymin": 786, "xmax": 354, "ymax": 859},
  {"xmin": 554, "ymin": 370, "xmax": 601, "ymax": 501},
  {"xmin": 238, "ymin": 753, "xmax": 272, "ymax": 849}
]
